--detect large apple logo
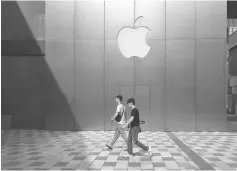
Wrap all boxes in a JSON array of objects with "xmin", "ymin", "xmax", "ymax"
[{"xmin": 118, "ymin": 16, "xmax": 151, "ymax": 58}]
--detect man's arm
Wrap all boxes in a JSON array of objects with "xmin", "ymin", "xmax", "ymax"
[
  {"xmin": 123, "ymin": 116, "xmax": 134, "ymax": 128},
  {"xmin": 111, "ymin": 112, "xmax": 119, "ymax": 121}
]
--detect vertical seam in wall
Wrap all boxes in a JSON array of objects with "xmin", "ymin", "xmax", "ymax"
[
  {"xmin": 134, "ymin": 0, "xmax": 136, "ymax": 98},
  {"xmin": 103, "ymin": 0, "xmax": 106, "ymax": 131},
  {"xmin": 194, "ymin": 0, "xmax": 197, "ymax": 131},
  {"xmin": 164, "ymin": 0, "xmax": 167, "ymax": 131},
  {"xmin": 73, "ymin": 0, "xmax": 76, "ymax": 131},
  {"xmin": 134, "ymin": 58, "xmax": 136, "ymax": 98},
  {"xmin": 44, "ymin": 1, "xmax": 46, "ymax": 56},
  {"xmin": 149, "ymin": 85, "xmax": 151, "ymax": 119},
  {"xmin": 44, "ymin": 1, "xmax": 47, "ymax": 130}
]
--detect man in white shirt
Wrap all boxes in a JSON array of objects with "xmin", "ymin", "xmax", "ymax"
[{"xmin": 105, "ymin": 95, "xmax": 128, "ymax": 150}]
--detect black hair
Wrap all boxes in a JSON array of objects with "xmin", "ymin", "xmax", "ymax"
[
  {"xmin": 127, "ymin": 98, "xmax": 135, "ymax": 105},
  {"xmin": 116, "ymin": 95, "xmax": 123, "ymax": 102}
]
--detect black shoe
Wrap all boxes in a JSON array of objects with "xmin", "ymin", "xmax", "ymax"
[{"xmin": 105, "ymin": 144, "xmax": 113, "ymax": 150}]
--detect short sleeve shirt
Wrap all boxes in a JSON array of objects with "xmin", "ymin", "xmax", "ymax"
[
  {"xmin": 116, "ymin": 104, "xmax": 126, "ymax": 125},
  {"xmin": 131, "ymin": 108, "xmax": 140, "ymax": 127}
]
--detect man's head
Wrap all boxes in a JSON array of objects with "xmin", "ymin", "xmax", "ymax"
[
  {"xmin": 127, "ymin": 98, "xmax": 135, "ymax": 107},
  {"xmin": 116, "ymin": 95, "xmax": 123, "ymax": 103}
]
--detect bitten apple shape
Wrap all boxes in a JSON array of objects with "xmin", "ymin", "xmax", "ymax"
[{"xmin": 118, "ymin": 16, "xmax": 151, "ymax": 58}]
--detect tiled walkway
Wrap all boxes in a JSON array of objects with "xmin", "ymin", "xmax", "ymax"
[
  {"xmin": 175, "ymin": 132, "xmax": 237, "ymax": 170},
  {"xmin": 1, "ymin": 130, "xmax": 237, "ymax": 170}
]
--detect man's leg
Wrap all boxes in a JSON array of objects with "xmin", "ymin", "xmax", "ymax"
[
  {"xmin": 118, "ymin": 125, "xmax": 128, "ymax": 144},
  {"xmin": 118, "ymin": 125, "xmax": 128, "ymax": 151},
  {"xmin": 106, "ymin": 126, "xmax": 120, "ymax": 149},
  {"xmin": 127, "ymin": 129, "xmax": 133, "ymax": 155},
  {"xmin": 131, "ymin": 126, "xmax": 148, "ymax": 151},
  {"xmin": 110, "ymin": 126, "xmax": 120, "ymax": 146}
]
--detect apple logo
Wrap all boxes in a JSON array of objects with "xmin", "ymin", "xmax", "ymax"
[{"xmin": 117, "ymin": 16, "xmax": 151, "ymax": 58}]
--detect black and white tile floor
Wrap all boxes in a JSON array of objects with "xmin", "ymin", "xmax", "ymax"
[{"xmin": 1, "ymin": 130, "xmax": 237, "ymax": 170}]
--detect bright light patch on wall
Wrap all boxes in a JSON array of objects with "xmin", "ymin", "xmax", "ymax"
[{"xmin": 118, "ymin": 16, "xmax": 151, "ymax": 58}]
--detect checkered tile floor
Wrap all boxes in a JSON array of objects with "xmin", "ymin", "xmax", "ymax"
[
  {"xmin": 174, "ymin": 132, "xmax": 237, "ymax": 170},
  {"xmin": 1, "ymin": 130, "xmax": 237, "ymax": 170}
]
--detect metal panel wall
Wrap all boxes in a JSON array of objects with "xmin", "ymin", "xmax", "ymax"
[
  {"xmin": 196, "ymin": 1, "xmax": 226, "ymax": 39},
  {"xmin": 166, "ymin": 40, "xmax": 195, "ymax": 131},
  {"xmin": 136, "ymin": 0, "xmax": 165, "ymax": 40},
  {"xmin": 196, "ymin": 39, "xmax": 227, "ymax": 131},
  {"xmin": 2, "ymin": 1, "xmax": 45, "ymax": 129},
  {"xmin": 165, "ymin": 1, "xmax": 196, "ymax": 131},
  {"xmin": 74, "ymin": 1, "xmax": 105, "ymax": 130},
  {"xmin": 150, "ymin": 86, "xmax": 165, "ymax": 131},
  {"xmin": 166, "ymin": 1, "xmax": 195, "ymax": 39},
  {"xmin": 134, "ymin": 40, "xmax": 165, "ymax": 131},
  {"xmin": 135, "ymin": 86, "xmax": 150, "ymax": 131},
  {"xmin": 1, "ymin": 1, "xmax": 45, "ymax": 55},
  {"xmin": 43, "ymin": 0, "xmax": 227, "ymax": 131},
  {"xmin": 3, "ymin": 0, "xmax": 228, "ymax": 131},
  {"xmin": 195, "ymin": 1, "xmax": 227, "ymax": 131},
  {"xmin": 134, "ymin": 1, "xmax": 165, "ymax": 131},
  {"xmin": 2, "ymin": 56, "xmax": 43, "ymax": 129},
  {"xmin": 105, "ymin": 1, "xmax": 134, "ymax": 130},
  {"xmin": 44, "ymin": 1, "xmax": 75, "ymax": 130}
]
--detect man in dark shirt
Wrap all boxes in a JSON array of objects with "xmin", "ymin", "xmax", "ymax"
[{"xmin": 122, "ymin": 98, "xmax": 151, "ymax": 157}]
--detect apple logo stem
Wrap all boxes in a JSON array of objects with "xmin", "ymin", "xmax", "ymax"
[
  {"xmin": 134, "ymin": 16, "xmax": 143, "ymax": 28},
  {"xmin": 118, "ymin": 16, "xmax": 151, "ymax": 59}
]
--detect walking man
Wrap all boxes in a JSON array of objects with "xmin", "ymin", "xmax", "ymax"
[
  {"xmin": 105, "ymin": 95, "xmax": 128, "ymax": 150},
  {"xmin": 122, "ymin": 98, "xmax": 151, "ymax": 157}
]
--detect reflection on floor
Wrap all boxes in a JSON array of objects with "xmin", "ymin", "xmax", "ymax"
[{"xmin": 1, "ymin": 130, "xmax": 237, "ymax": 170}]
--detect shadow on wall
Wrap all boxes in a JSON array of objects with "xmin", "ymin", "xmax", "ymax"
[
  {"xmin": 1, "ymin": 1, "xmax": 45, "ymax": 55},
  {"xmin": 1, "ymin": 2, "xmax": 102, "ymax": 170},
  {"xmin": 1, "ymin": 1, "xmax": 78, "ymax": 131}
]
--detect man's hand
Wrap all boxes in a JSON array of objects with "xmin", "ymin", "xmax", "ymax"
[
  {"xmin": 122, "ymin": 125, "xmax": 127, "ymax": 129},
  {"xmin": 110, "ymin": 118, "xmax": 114, "ymax": 124}
]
